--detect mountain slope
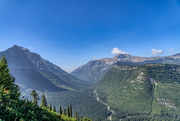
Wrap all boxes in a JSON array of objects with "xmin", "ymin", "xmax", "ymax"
[
  {"xmin": 95, "ymin": 63, "xmax": 180, "ymax": 119},
  {"xmin": 0, "ymin": 45, "xmax": 84, "ymax": 91},
  {"xmin": 71, "ymin": 58, "xmax": 114, "ymax": 83},
  {"xmin": 0, "ymin": 45, "xmax": 108, "ymax": 120},
  {"xmin": 21, "ymin": 46, "xmax": 85, "ymax": 87},
  {"xmin": 71, "ymin": 53, "xmax": 180, "ymax": 83}
]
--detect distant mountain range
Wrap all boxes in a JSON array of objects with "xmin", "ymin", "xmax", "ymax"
[
  {"xmin": 0, "ymin": 45, "xmax": 85, "ymax": 92},
  {"xmin": 71, "ymin": 53, "xmax": 180, "ymax": 83}
]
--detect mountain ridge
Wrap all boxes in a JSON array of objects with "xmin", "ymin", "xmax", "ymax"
[
  {"xmin": 0, "ymin": 45, "xmax": 85, "ymax": 91},
  {"xmin": 71, "ymin": 52, "xmax": 180, "ymax": 83}
]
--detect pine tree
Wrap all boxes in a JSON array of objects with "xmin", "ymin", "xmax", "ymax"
[
  {"xmin": 52, "ymin": 105, "xmax": 56, "ymax": 112},
  {"xmin": 49, "ymin": 103, "xmax": 52, "ymax": 110},
  {"xmin": 75, "ymin": 111, "xmax": 79, "ymax": 121},
  {"xmin": 40, "ymin": 94, "xmax": 47, "ymax": 107},
  {"xmin": 67, "ymin": 105, "xmax": 70, "ymax": 117},
  {"xmin": 0, "ymin": 57, "xmax": 20, "ymax": 100},
  {"xmin": 80, "ymin": 116, "xmax": 83, "ymax": 121},
  {"xmin": 31, "ymin": 90, "xmax": 39, "ymax": 105},
  {"xmin": 70, "ymin": 104, "xmax": 72, "ymax": 117},
  {"xmin": 59, "ymin": 106, "xmax": 62, "ymax": 115},
  {"xmin": 63, "ymin": 108, "xmax": 66, "ymax": 115}
]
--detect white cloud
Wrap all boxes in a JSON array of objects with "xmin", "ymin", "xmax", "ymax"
[
  {"xmin": 151, "ymin": 49, "xmax": 163, "ymax": 55},
  {"xmin": 93, "ymin": 57, "xmax": 97, "ymax": 60},
  {"xmin": 111, "ymin": 47, "xmax": 128, "ymax": 55},
  {"xmin": 169, "ymin": 48, "xmax": 173, "ymax": 52},
  {"xmin": 29, "ymin": 47, "xmax": 33, "ymax": 50}
]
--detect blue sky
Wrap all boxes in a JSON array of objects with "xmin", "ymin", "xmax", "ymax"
[{"xmin": 0, "ymin": 0, "xmax": 180, "ymax": 72}]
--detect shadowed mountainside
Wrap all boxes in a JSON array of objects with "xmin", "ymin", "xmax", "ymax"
[{"xmin": 0, "ymin": 45, "xmax": 85, "ymax": 91}]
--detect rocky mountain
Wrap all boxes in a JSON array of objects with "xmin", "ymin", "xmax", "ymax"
[
  {"xmin": 95, "ymin": 62, "xmax": 180, "ymax": 120},
  {"xmin": 0, "ymin": 45, "xmax": 85, "ymax": 91},
  {"xmin": 71, "ymin": 58, "xmax": 114, "ymax": 83},
  {"xmin": 71, "ymin": 53, "xmax": 180, "ymax": 83}
]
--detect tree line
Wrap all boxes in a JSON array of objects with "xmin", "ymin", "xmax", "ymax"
[{"xmin": 31, "ymin": 89, "xmax": 82, "ymax": 120}]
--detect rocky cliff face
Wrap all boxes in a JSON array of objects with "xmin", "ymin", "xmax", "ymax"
[
  {"xmin": 0, "ymin": 45, "xmax": 84, "ymax": 91},
  {"xmin": 71, "ymin": 53, "xmax": 180, "ymax": 83}
]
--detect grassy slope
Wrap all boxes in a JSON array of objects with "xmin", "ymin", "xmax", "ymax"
[{"xmin": 96, "ymin": 64, "xmax": 180, "ymax": 120}]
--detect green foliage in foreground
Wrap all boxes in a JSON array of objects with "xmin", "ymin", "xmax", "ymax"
[{"xmin": 0, "ymin": 57, "xmax": 92, "ymax": 121}]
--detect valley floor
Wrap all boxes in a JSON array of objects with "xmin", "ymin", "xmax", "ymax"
[
  {"xmin": 93, "ymin": 90, "xmax": 115, "ymax": 121},
  {"xmin": 19, "ymin": 84, "xmax": 109, "ymax": 121}
]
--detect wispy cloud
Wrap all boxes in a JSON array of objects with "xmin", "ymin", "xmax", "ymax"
[
  {"xmin": 29, "ymin": 47, "xmax": 33, "ymax": 50},
  {"xmin": 168, "ymin": 48, "xmax": 173, "ymax": 52},
  {"xmin": 151, "ymin": 49, "xmax": 163, "ymax": 55},
  {"xmin": 93, "ymin": 57, "xmax": 97, "ymax": 60},
  {"xmin": 111, "ymin": 47, "xmax": 128, "ymax": 55}
]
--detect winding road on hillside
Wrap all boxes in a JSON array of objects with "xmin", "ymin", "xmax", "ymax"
[{"xmin": 93, "ymin": 90, "xmax": 115, "ymax": 121}]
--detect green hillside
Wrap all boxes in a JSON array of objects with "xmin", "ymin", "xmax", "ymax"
[{"xmin": 96, "ymin": 63, "xmax": 180, "ymax": 120}]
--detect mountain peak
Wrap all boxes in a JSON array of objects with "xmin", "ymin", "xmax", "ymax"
[
  {"xmin": 113, "ymin": 53, "xmax": 133, "ymax": 61},
  {"xmin": 5, "ymin": 45, "xmax": 31, "ymax": 54},
  {"xmin": 0, "ymin": 45, "xmax": 85, "ymax": 91},
  {"xmin": 11, "ymin": 45, "xmax": 21, "ymax": 49},
  {"xmin": 6, "ymin": 45, "xmax": 23, "ymax": 53},
  {"xmin": 18, "ymin": 46, "xmax": 30, "ymax": 52},
  {"xmin": 13, "ymin": 45, "xmax": 19, "ymax": 48}
]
